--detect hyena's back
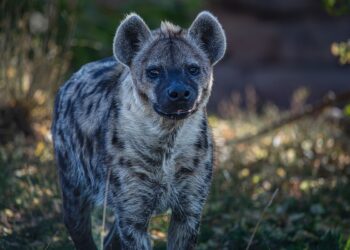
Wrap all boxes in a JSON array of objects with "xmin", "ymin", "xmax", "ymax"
[{"xmin": 52, "ymin": 57, "xmax": 124, "ymax": 204}]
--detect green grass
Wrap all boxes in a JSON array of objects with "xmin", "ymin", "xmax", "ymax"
[{"xmin": 1, "ymin": 107, "xmax": 350, "ymax": 249}]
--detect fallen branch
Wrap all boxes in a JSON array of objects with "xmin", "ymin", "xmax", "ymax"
[{"xmin": 231, "ymin": 91, "xmax": 350, "ymax": 145}]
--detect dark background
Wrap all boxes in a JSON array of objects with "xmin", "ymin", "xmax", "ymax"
[{"xmin": 3, "ymin": 0, "xmax": 349, "ymax": 113}]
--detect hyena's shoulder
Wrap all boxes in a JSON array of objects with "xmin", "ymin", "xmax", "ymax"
[{"xmin": 52, "ymin": 57, "xmax": 127, "ymax": 137}]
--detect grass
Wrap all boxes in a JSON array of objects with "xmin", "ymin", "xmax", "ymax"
[{"xmin": 0, "ymin": 104, "xmax": 350, "ymax": 250}]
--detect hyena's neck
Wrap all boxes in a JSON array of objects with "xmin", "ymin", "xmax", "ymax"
[
  {"xmin": 117, "ymin": 76, "xmax": 181, "ymax": 151},
  {"xmin": 116, "ymin": 75, "xmax": 203, "ymax": 155}
]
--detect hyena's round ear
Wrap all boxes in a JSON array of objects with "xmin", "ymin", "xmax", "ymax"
[
  {"xmin": 188, "ymin": 11, "xmax": 226, "ymax": 65},
  {"xmin": 113, "ymin": 13, "xmax": 152, "ymax": 66}
]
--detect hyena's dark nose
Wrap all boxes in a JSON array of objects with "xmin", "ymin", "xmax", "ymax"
[{"xmin": 167, "ymin": 84, "xmax": 192, "ymax": 102}]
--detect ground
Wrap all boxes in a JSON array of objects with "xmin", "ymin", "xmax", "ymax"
[{"xmin": 0, "ymin": 104, "xmax": 350, "ymax": 250}]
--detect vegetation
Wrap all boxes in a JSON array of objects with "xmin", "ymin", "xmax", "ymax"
[
  {"xmin": 1, "ymin": 94, "xmax": 350, "ymax": 249},
  {"xmin": 323, "ymin": 0, "xmax": 350, "ymax": 16},
  {"xmin": 332, "ymin": 40, "xmax": 350, "ymax": 65}
]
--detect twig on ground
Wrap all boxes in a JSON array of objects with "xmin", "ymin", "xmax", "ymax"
[
  {"xmin": 246, "ymin": 188, "xmax": 279, "ymax": 250},
  {"xmin": 231, "ymin": 91, "xmax": 350, "ymax": 145}
]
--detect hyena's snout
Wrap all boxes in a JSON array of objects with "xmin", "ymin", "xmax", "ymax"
[
  {"xmin": 154, "ymin": 81, "xmax": 198, "ymax": 120},
  {"xmin": 167, "ymin": 82, "xmax": 195, "ymax": 103}
]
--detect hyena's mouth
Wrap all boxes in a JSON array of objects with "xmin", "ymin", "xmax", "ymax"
[{"xmin": 153, "ymin": 105, "xmax": 197, "ymax": 120}]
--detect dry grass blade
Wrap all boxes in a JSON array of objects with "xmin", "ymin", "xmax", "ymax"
[
  {"xmin": 246, "ymin": 188, "xmax": 279, "ymax": 250},
  {"xmin": 100, "ymin": 168, "xmax": 112, "ymax": 250}
]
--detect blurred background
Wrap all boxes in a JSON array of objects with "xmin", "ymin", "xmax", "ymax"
[{"xmin": 0, "ymin": 0, "xmax": 350, "ymax": 249}]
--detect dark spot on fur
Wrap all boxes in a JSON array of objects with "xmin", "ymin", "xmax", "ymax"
[
  {"xmin": 58, "ymin": 129, "xmax": 65, "ymax": 142},
  {"xmin": 64, "ymin": 80, "xmax": 75, "ymax": 92},
  {"xmin": 92, "ymin": 66, "xmax": 114, "ymax": 79},
  {"xmin": 104, "ymin": 153, "xmax": 114, "ymax": 165},
  {"xmin": 74, "ymin": 82, "xmax": 83, "ymax": 94},
  {"xmin": 60, "ymin": 175, "xmax": 74, "ymax": 192},
  {"xmin": 137, "ymin": 89, "xmax": 148, "ymax": 102},
  {"xmin": 134, "ymin": 221, "xmax": 147, "ymax": 231},
  {"xmin": 79, "ymin": 203, "xmax": 88, "ymax": 214},
  {"xmin": 64, "ymin": 100, "xmax": 72, "ymax": 118},
  {"xmin": 95, "ymin": 98, "xmax": 101, "ymax": 111},
  {"xmin": 86, "ymin": 103, "xmax": 93, "ymax": 116},
  {"xmin": 111, "ymin": 130, "xmax": 119, "ymax": 146},
  {"xmin": 133, "ymin": 146, "xmax": 160, "ymax": 166},
  {"xmin": 119, "ymin": 157, "xmax": 125, "ymax": 166},
  {"xmin": 203, "ymin": 137, "xmax": 208, "ymax": 149},
  {"xmin": 104, "ymin": 88, "xmax": 111, "ymax": 100},
  {"xmin": 68, "ymin": 101, "xmax": 76, "ymax": 122},
  {"xmin": 175, "ymin": 167, "xmax": 194, "ymax": 179},
  {"xmin": 73, "ymin": 187, "xmax": 81, "ymax": 197},
  {"xmin": 185, "ymin": 227, "xmax": 199, "ymax": 249},
  {"xmin": 195, "ymin": 117, "xmax": 209, "ymax": 150},
  {"xmin": 195, "ymin": 138, "xmax": 202, "ymax": 149},
  {"xmin": 111, "ymin": 173, "xmax": 120, "ymax": 187},
  {"xmin": 200, "ymin": 118, "xmax": 208, "ymax": 149},
  {"xmin": 86, "ymin": 138, "xmax": 94, "ymax": 156},
  {"xmin": 122, "ymin": 230, "xmax": 134, "ymax": 243},
  {"xmin": 204, "ymin": 162, "xmax": 212, "ymax": 182},
  {"xmin": 172, "ymin": 208, "xmax": 187, "ymax": 223},
  {"xmin": 75, "ymin": 122, "xmax": 84, "ymax": 146},
  {"xmin": 57, "ymin": 150, "xmax": 67, "ymax": 171},
  {"xmin": 81, "ymin": 82, "xmax": 104, "ymax": 99},
  {"xmin": 111, "ymin": 130, "xmax": 125, "ymax": 149},
  {"xmin": 117, "ymin": 205, "xmax": 124, "ymax": 214}
]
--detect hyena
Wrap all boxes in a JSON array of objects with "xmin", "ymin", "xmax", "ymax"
[{"xmin": 52, "ymin": 11, "xmax": 226, "ymax": 250}]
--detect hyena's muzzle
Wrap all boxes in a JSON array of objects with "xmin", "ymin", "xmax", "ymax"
[{"xmin": 152, "ymin": 68, "xmax": 199, "ymax": 120}]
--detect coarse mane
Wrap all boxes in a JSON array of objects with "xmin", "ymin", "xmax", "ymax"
[{"xmin": 156, "ymin": 21, "xmax": 186, "ymax": 38}]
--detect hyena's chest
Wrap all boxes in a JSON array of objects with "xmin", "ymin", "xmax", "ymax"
[
  {"xmin": 105, "ymin": 117, "xmax": 204, "ymax": 214},
  {"xmin": 115, "ymin": 147, "xmax": 186, "ymax": 215},
  {"xmin": 151, "ymin": 161, "xmax": 179, "ymax": 214}
]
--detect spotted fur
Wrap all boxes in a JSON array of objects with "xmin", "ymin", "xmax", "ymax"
[{"xmin": 52, "ymin": 11, "xmax": 226, "ymax": 250}]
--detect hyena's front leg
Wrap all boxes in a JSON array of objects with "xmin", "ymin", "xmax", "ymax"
[
  {"xmin": 168, "ymin": 162, "xmax": 213, "ymax": 250},
  {"xmin": 114, "ymin": 176, "xmax": 155, "ymax": 250},
  {"xmin": 168, "ymin": 209, "xmax": 202, "ymax": 250}
]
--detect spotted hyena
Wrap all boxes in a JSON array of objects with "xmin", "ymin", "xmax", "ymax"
[{"xmin": 52, "ymin": 11, "xmax": 226, "ymax": 250}]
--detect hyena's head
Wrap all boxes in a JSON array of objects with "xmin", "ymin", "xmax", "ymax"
[{"xmin": 113, "ymin": 11, "xmax": 226, "ymax": 120}]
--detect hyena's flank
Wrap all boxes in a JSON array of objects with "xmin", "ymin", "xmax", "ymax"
[{"xmin": 52, "ymin": 11, "xmax": 226, "ymax": 250}]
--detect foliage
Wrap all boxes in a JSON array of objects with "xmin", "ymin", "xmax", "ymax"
[
  {"xmin": 69, "ymin": 0, "xmax": 203, "ymax": 70},
  {"xmin": 0, "ymin": 0, "xmax": 203, "ymax": 109},
  {"xmin": 331, "ymin": 40, "xmax": 350, "ymax": 65},
  {"xmin": 345, "ymin": 104, "xmax": 350, "ymax": 116},
  {"xmin": 323, "ymin": 0, "xmax": 350, "ymax": 16},
  {"xmin": 324, "ymin": 0, "xmax": 350, "ymax": 66},
  {"xmin": 0, "ymin": 0, "xmax": 75, "ymax": 108}
]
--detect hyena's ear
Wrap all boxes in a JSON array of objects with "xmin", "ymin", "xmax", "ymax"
[
  {"xmin": 188, "ymin": 11, "xmax": 226, "ymax": 65},
  {"xmin": 113, "ymin": 13, "xmax": 152, "ymax": 66}
]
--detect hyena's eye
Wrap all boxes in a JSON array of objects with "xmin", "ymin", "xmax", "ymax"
[
  {"xmin": 146, "ymin": 67, "xmax": 161, "ymax": 79},
  {"xmin": 187, "ymin": 65, "xmax": 200, "ymax": 76}
]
